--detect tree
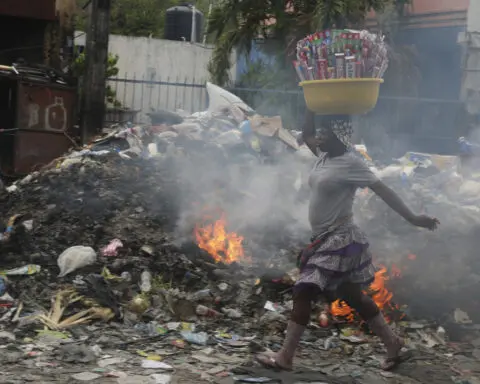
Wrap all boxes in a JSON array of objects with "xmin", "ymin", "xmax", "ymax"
[
  {"xmin": 207, "ymin": 0, "xmax": 394, "ymax": 86},
  {"xmin": 72, "ymin": 52, "xmax": 122, "ymax": 106},
  {"xmin": 75, "ymin": 0, "xmax": 211, "ymax": 38}
]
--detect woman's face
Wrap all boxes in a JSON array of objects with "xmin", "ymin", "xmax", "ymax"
[{"xmin": 316, "ymin": 128, "xmax": 335, "ymax": 152}]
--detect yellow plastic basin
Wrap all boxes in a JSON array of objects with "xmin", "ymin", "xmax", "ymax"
[{"xmin": 299, "ymin": 78, "xmax": 384, "ymax": 115}]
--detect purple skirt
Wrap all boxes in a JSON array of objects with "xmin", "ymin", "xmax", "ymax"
[{"xmin": 296, "ymin": 222, "xmax": 375, "ymax": 292}]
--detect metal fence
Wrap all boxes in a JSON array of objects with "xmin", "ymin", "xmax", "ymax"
[
  {"xmin": 229, "ymin": 87, "xmax": 464, "ymax": 155},
  {"xmin": 106, "ymin": 76, "xmax": 464, "ymax": 155},
  {"xmin": 106, "ymin": 75, "xmax": 208, "ymax": 124}
]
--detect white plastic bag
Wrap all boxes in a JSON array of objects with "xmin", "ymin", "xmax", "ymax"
[
  {"xmin": 206, "ymin": 82, "xmax": 254, "ymax": 113},
  {"xmin": 57, "ymin": 246, "xmax": 97, "ymax": 277},
  {"xmin": 214, "ymin": 130, "xmax": 243, "ymax": 146}
]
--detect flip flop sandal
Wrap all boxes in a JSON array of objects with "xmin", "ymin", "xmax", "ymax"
[
  {"xmin": 382, "ymin": 349, "xmax": 413, "ymax": 371},
  {"xmin": 255, "ymin": 352, "xmax": 292, "ymax": 371}
]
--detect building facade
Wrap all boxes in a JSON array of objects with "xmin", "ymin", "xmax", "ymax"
[{"xmin": 0, "ymin": 0, "xmax": 75, "ymax": 69}]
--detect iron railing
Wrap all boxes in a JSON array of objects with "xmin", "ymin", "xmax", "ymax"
[
  {"xmin": 106, "ymin": 75, "xmax": 464, "ymax": 155},
  {"xmin": 106, "ymin": 75, "xmax": 208, "ymax": 124}
]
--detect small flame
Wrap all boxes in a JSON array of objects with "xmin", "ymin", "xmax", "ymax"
[
  {"xmin": 331, "ymin": 266, "xmax": 394, "ymax": 320},
  {"xmin": 194, "ymin": 212, "xmax": 248, "ymax": 264}
]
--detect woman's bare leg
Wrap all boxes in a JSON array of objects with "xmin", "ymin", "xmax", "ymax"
[
  {"xmin": 256, "ymin": 284, "xmax": 318, "ymax": 370},
  {"xmin": 338, "ymin": 283, "xmax": 407, "ymax": 370}
]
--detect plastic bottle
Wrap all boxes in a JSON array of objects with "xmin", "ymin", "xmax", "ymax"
[
  {"xmin": 140, "ymin": 271, "xmax": 152, "ymax": 293},
  {"xmin": 181, "ymin": 331, "xmax": 208, "ymax": 345},
  {"xmin": 121, "ymin": 272, "xmax": 132, "ymax": 282},
  {"xmin": 196, "ymin": 304, "xmax": 222, "ymax": 318}
]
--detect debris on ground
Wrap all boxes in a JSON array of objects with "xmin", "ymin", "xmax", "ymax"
[{"xmin": 0, "ymin": 85, "xmax": 479, "ymax": 383}]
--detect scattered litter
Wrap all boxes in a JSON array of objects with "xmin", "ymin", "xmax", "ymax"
[
  {"xmin": 181, "ymin": 331, "xmax": 208, "ymax": 345},
  {"xmin": 0, "ymin": 82, "xmax": 475, "ymax": 384},
  {"xmin": 234, "ymin": 377, "xmax": 272, "ymax": 383},
  {"xmin": 0, "ymin": 331, "xmax": 15, "ymax": 341},
  {"xmin": 207, "ymin": 366, "xmax": 227, "ymax": 375},
  {"xmin": 454, "ymin": 308, "xmax": 472, "ymax": 324},
  {"xmin": 141, "ymin": 360, "xmax": 173, "ymax": 370},
  {"xmin": 57, "ymin": 246, "xmax": 97, "ymax": 277},
  {"xmin": 140, "ymin": 271, "xmax": 153, "ymax": 293},
  {"xmin": 151, "ymin": 374, "xmax": 172, "ymax": 384},
  {"xmin": 101, "ymin": 239, "xmax": 123, "ymax": 256},
  {"xmin": 264, "ymin": 301, "xmax": 284, "ymax": 312},
  {"xmin": 71, "ymin": 372, "xmax": 102, "ymax": 381},
  {"xmin": 192, "ymin": 354, "xmax": 220, "ymax": 364},
  {"xmin": 98, "ymin": 357, "xmax": 127, "ymax": 368},
  {"xmin": 4, "ymin": 265, "xmax": 41, "ymax": 276},
  {"xmin": 0, "ymin": 277, "xmax": 6, "ymax": 296}
]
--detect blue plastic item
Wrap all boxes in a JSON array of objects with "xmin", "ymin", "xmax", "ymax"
[
  {"xmin": 458, "ymin": 137, "xmax": 480, "ymax": 155},
  {"xmin": 0, "ymin": 277, "xmax": 6, "ymax": 296},
  {"xmin": 239, "ymin": 120, "xmax": 252, "ymax": 135}
]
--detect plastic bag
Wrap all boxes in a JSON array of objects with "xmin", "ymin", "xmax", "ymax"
[
  {"xmin": 206, "ymin": 82, "xmax": 254, "ymax": 113},
  {"xmin": 214, "ymin": 130, "xmax": 243, "ymax": 147},
  {"xmin": 57, "ymin": 246, "xmax": 97, "ymax": 277}
]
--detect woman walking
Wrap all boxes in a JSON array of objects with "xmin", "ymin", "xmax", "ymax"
[{"xmin": 257, "ymin": 111, "xmax": 439, "ymax": 371}]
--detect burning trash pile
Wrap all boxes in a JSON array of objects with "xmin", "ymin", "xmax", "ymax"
[
  {"xmin": 0, "ymin": 87, "xmax": 479, "ymax": 383},
  {"xmin": 353, "ymin": 149, "xmax": 480, "ymax": 324}
]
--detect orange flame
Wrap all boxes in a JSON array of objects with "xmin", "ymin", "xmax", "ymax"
[
  {"xmin": 194, "ymin": 212, "xmax": 248, "ymax": 264},
  {"xmin": 330, "ymin": 266, "xmax": 394, "ymax": 320}
]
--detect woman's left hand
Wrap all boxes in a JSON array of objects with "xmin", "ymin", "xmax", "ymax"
[{"xmin": 409, "ymin": 214, "xmax": 439, "ymax": 230}]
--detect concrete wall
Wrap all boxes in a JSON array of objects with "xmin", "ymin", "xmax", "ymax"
[{"xmin": 75, "ymin": 32, "xmax": 237, "ymax": 122}]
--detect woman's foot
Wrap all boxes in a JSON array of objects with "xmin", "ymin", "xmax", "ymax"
[
  {"xmin": 382, "ymin": 338, "xmax": 412, "ymax": 370},
  {"xmin": 256, "ymin": 350, "xmax": 293, "ymax": 371},
  {"xmin": 367, "ymin": 313, "xmax": 412, "ymax": 371},
  {"xmin": 255, "ymin": 321, "xmax": 306, "ymax": 371}
]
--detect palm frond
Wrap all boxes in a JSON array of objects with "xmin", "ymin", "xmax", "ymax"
[{"xmin": 208, "ymin": 30, "xmax": 237, "ymax": 85}]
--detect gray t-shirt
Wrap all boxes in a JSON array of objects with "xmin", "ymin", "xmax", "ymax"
[{"xmin": 308, "ymin": 152, "xmax": 379, "ymax": 235}]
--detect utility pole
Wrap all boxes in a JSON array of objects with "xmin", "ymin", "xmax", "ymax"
[{"xmin": 81, "ymin": 0, "xmax": 111, "ymax": 144}]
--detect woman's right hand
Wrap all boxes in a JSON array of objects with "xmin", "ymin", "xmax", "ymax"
[{"xmin": 409, "ymin": 214, "xmax": 439, "ymax": 230}]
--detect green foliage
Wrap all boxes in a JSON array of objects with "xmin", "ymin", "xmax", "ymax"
[
  {"xmin": 235, "ymin": 59, "xmax": 301, "ymax": 128},
  {"xmin": 72, "ymin": 52, "xmax": 122, "ymax": 107},
  {"xmin": 237, "ymin": 60, "xmax": 293, "ymax": 89},
  {"xmin": 75, "ymin": 0, "xmax": 211, "ymax": 38},
  {"xmin": 207, "ymin": 0, "xmax": 393, "ymax": 86}
]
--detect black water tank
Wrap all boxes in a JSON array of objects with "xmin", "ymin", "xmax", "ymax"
[{"xmin": 164, "ymin": 3, "xmax": 204, "ymax": 43}]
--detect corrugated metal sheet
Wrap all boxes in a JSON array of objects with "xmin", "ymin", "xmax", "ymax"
[{"xmin": 0, "ymin": 0, "xmax": 56, "ymax": 20}]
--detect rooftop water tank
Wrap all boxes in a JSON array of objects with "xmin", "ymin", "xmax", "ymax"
[{"xmin": 164, "ymin": 3, "xmax": 204, "ymax": 43}]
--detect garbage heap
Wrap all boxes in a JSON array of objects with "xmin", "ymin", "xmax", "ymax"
[
  {"xmin": 0, "ymin": 84, "xmax": 310, "ymax": 343},
  {"xmin": 355, "ymin": 151, "xmax": 480, "ymax": 323},
  {"xmin": 0, "ymin": 86, "xmax": 478, "ymax": 383}
]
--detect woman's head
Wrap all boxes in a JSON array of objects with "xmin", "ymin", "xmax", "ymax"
[{"xmin": 316, "ymin": 116, "xmax": 353, "ymax": 155}]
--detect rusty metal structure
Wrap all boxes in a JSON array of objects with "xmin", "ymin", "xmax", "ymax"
[
  {"xmin": 0, "ymin": 0, "xmax": 78, "ymax": 177},
  {"xmin": 0, "ymin": 66, "xmax": 77, "ymax": 175}
]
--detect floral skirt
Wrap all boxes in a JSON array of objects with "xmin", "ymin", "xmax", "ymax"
[{"xmin": 296, "ymin": 222, "xmax": 375, "ymax": 292}]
